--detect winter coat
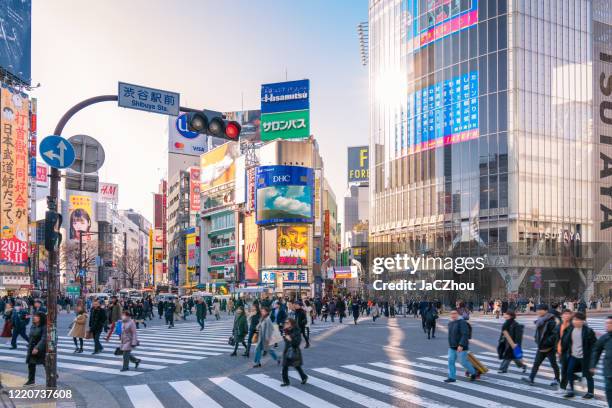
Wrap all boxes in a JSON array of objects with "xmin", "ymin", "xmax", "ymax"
[
  {"xmin": 591, "ymin": 332, "xmax": 612, "ymax": 377},
  {"xmin": 164, "ymin": 302, "xmax": 176, "ymax": 317},
  {"xmin": 561, "ymin": 325, "xmax": 597, "ymax": 376},
  {"xmin": 89, "ymin": 307, "xmax": 107, "ymax": 332},
  {"xmin": 328, "ymin": 302, "xmax": 336, "ymax": 315},
  {"xmin": 232, "ymin": 313, "xmax": 248, "ymax": 342},
  {"xmin": 68, "ymin": 313, "xmax": 88, "ymax": 339},
  {"xmin": 497, "ymin": 318, "xmax": 523, "ymax": 360},
  {"xmin": 294, "ymin": 309, "xmax": 308, "ymax": 333},
  {"xmin": 448, "ymin": 319, "xmax": 470, "ymax": 350},
  {"xmin": 248, "ymin": 313, "xmax": 260, "ymax": 335},
  {"xmin": 26, "ymin": 323, "xmax": 47, "ymax": 365},
  {"xmin": 196, "ymin": 302, "xmax": 207, "ymax": 318},
  {"xmin": 256, "ymin": 316, "xmax": 277, "ymax": 349},
  {"xmin": 120, "ymin": 319, "xmax": 139, "ymax": 351},
  {"xmin": 533, "ymin": 313, "xmax": 558, "ymax": 351},
  {"xmin": 352, "ymin": 303, "xmax": 360, "ymax": 319},
  {"xmin": 424, "ymin": 308, "xmax": 438, "ymax": 328},
  {"xmin": 12, "ymin": 310, "xmax": 29, "ymax": 330},
  {"xmin": 282, "ymin": 326, "xmax": 303, "ymax": 367},
  {"xmin": 109, "ymin": 303, "xmax": 122, "ymax": 323}
]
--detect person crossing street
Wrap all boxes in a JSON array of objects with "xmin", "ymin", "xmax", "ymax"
[
  {"xmin": 591, "ymin": 315, "xmax": 612, "ymax": 407},
  {"xmin": 119, "ymin": 311, "xmax": 141, "ymax": 372},
  {"xmin": 522, "ymin": 304, "xmax": 560, "ymax": 387},
  {"xmin": 196, "ymin": 298, "xmax": 207, "ymax": 331},
  {"xmin": 230, "ymin": 306, "xmax": 248, "ymax": 356},
  {"xmin": 560, "ymin": 311, "xmax": 596, "ymax": 399},
  {"xmin": 444, "ymin": 308, "xmax": 477, "ymax": 383}
]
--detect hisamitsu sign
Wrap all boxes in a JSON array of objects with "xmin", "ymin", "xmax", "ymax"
[
  {"xmin": 118, "ymin": 82, "xmax": 180, "ymax": 116},
  {"xmin": 347, "ymin": 146, "xmax": 369, "ymax": 183},
  {"xmin": 261, "ymin": 80, "xmax": 309, "ymax": 114}
]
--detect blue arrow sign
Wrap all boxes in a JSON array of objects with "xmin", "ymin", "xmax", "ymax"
[{"xmin": 40, "ymin": 135, "xmax": 76, "ymax": 169}]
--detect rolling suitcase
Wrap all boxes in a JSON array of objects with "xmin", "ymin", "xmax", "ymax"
[{"xmin": 467, "ymin": 352, "xmax": 488, "ymax": 375}]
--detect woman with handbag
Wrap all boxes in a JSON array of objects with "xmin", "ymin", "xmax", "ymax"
[
  {"xmin": 244, "ymin": 303, "xmax": 260, "ymax": 358},
  {"xmin": 230, "ymin": 306, "xmax": 248, "ymax": 356},
  {"xmin": 252, "ymin": 306, "xmax": 280, "ymax": 367},
  {"xmin": 119, "ymin": 311, "xmax": 141, "ymax": 372},
  {"xmin": 497, "ymin": 310, "xmax": 527, "ymax": 373},
  {"xmin": 68, "ymin": 305, "xmax": 88, "ymax": 353},
  {"xmin": 280, "ymin": 318, "xmax": 308, "ymax": 386}
]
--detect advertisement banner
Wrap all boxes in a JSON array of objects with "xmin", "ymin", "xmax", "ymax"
[
  {"xmin": 244, "ymin": 213, "xmax": 259, "ymax": 281},
  {"xmin": 261, "ymin": 80, "xmax": 309, "ymax": 114},
  {"xmin": 98, "ymin": 182, "xmax": 118, "ymax": 204},
  {"xmin": 260, "ymin": 109, "xmax": 310, "ymax": 141},
  {"xmin": 168, "ymin": 114, "xmax": 209, "ymax": 156},
  {"xmin": 347, "ymin": 146, "xmax": 369, "ymax": 183},
  {"xmin": 35, "ymin": 163, "xmax": 48, "ymax": 187},
  {"xmin": 256, "ymin": 165, "xmax": 314, "ymax": 225},
  {"xmin": 189, "ymin": 167, "xmax": 201, "ymax": 211},
  {"xmin": 313, "ymin": 169, "xmax": 322, "ymax": 236},
  {"xmin": 200, "ymin": 142, "xmax": 239, "ymax": 191},
  {"xmin": 277, "ymin": 225, "xmax": 309, "ymax": 266},
  {"xmin": 68, "ymin": 195, "xmax": 93, "ymax": 241},
  {"xmin": 0, "ymin": 0, "xmax": 31, "ymax": 85},
  {"xmin": 186, "ymin": 229, "xmax": 199, "ymax": 275},
  {"xmin": 0, "ymin": 87, "xmax": 29, "ymax": 265},
  {"xmin": 246, "ymin": 167, "xmax": 256, "ymax": 213}
]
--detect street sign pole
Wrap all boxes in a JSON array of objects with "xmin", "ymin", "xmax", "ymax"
[{"xmin": 45, "ymin": 93, "xmax": 199, "ymax": 388}]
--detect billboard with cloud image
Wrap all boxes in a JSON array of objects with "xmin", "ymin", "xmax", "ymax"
[{"xmin": 256, "ymin": 165, "xmax": 313, "ymax": 225}]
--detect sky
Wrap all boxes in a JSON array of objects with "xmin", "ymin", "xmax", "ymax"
[{"xmin": 32, "ymin": 0, "xmax": 369, "ymax": 224}]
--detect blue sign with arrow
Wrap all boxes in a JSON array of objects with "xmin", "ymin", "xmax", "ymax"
[{"xmin": 40, "ymin": 135, "xmax": 76, "ymax": 169}]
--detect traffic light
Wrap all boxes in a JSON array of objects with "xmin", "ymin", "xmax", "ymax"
[
  {"xmin": 186, "ymin": 110, "xmax": 241, "ymax": 141},
  {"xmin": 44, "ymin": 211, "xmax": 62, "ymax": 251}
]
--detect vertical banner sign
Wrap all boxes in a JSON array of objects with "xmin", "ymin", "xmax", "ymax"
[
  {"xmin": 244, "ymin": 213, "xmax": 259, "ymax": 281},
  {"xmin": 0, "ymin": 87, "xmax": 30, "ymax": 264},
  {"xmin": 162, "ymin": 180, "xmax": 168, "ymax": 277},
  {"xmin": 323, "ymin": 210, "xmax": 330, "ymax": 261},
  {"xmin": 68, "ymin": 195, "xmax": 93, "ymax": 241},
  {"xmin": 189, "ymin": 167, "xmax": 201, "ymax": 211},
  {"xmin": 246, "ymin": 167, "xmax": 256, "ymax": 212},
  {"xmin": 314, "ymin": 169, "xmax": 322, "ymax": 236}
]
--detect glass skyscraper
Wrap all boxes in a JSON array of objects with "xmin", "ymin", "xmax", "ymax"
[{"xmin": 369, "ymin": 0, "xmax": 612, "ymax": 301}]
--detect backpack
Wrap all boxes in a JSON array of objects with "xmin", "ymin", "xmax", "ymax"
[{"xmin": 466, "ymin": 321, "xmax": 472, "ymax": 339}]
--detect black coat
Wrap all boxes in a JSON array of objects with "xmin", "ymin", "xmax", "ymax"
[
  {"xmin": 282, "ymin": 326, "xmax": 303, "ymax": 367},
  {"xmin": 497, "ymin": 319, "xmax": 523, "ymax": 360},
  {"xmin": 533, "ymin": 314, "xmax": 558, "ymax": 351},
  {"xmin": 89, "ymin": 307, "xmax": 106, "ymax": 332},
  {"xmin": 448, "ymin": 319, "xmax": 470, "ymax": 350},
  {"xmin": 591, "ymin": 332, "xmax": 612, "ymax": 377},
  {"xmin": 424, "ymin": 308, "xmax": 438, "ymax": 328},
  {"xmin": 26, "ymin": 324, "xmax": 46, "ymax": 365},
  {"xmin": 561, "ymin": 325, "xmax": 597, "ymax": 376},
  {"xmin": 294, "ymin": 309, "xmax": 307, "ymax": 332}
]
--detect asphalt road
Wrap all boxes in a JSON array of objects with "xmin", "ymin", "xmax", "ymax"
[{"xmin": 1, "ymin": 310, "xmax": 610, "ymax": 408}]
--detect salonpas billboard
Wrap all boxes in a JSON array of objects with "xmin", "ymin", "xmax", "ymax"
[
  {"xmin": 260, "ymin": 79, "xmax": 310, "ymax": 140},
  {"xmin": 256, "ymin": 165, "xmax": 314, "ymax": 225}
]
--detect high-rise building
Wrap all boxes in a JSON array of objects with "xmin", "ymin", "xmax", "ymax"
[{"xmin": 369, "ymin": 0, "xmax": 612, "ymax": 301}]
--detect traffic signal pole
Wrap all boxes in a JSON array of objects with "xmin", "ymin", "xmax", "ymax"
[{"xmin": 45, "ymin": 94, "xmax": 200, "ymax": 388}]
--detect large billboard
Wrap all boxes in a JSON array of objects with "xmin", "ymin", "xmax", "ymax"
[
  {"xmin": 256, "ymin": 165, "xmax": 314, "ymax": 225},
  {"xmin": 0, "ymin": 86, "xmax": 29, "ymax": 265},
  {"xmin": 347, "ymin": 146, "xmax": 369, "ymax": 183},
  {"xmin": 404, "ymin": 0, "xmax": 479, "ymax": 52},
  {"xmin": 260, "ymin": 80, "xmax": 310, "ymax": 141},
  {"xmin": 68, "ymin": 195, "xmax": 93, "ymax": 241},
  {"xmin": 200, "ymin": 142, "xmax": 239, "ymax": 191},
  {"xmin": 243, "ymin": 213, "xmax": 259, "ymax": 281},
  {"xmin": 0, "ymin": 0, "xmax": 31, "ymax": 85},
  {"xmin": 277, "ymin": 225, "xmax": 309, "ymax": 266},
  {"xmin": 407, "ymin": 70, "xmax": 479, "ymax": 154}
]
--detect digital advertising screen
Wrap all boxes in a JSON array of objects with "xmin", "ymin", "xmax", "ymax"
[
  {"xmin": 255, "ymin": 165, "xmax": 314, "ymax": 225},
  {"xmin": 406, "ymin": 70, "xmax": 479, "ymax": 154},
  {"xmin": 277, "ymin": 225, "xmax": 309, "ymax": 266}
]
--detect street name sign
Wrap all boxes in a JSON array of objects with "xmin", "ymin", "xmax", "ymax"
[
  {"xmin": 40, "ymin": 135, "xmax": 76, "ymax": 169},
  {"xmin": 118, "ymin": 82, "xmax": 180, "ymax": 116}
]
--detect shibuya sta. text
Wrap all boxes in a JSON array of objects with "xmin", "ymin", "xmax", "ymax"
[{"xmin": 373, "ymin": 279, "xmax": 475, "ymax": 291}]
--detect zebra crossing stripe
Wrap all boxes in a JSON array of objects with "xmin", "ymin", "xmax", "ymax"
[
  {"xmin": 247, "ymin": 373, "xmax": 340, "ymax": 408},
  {"xmin": 52, "ymin": 342, "xmax": 203, "ymax": 361},
  {"xmin": 209, "ymin": 377, "xmax": 282, "ymax": 408},
  {"xmin": 397, "ymin": 359, "xmax": 608, "ymax": 407},
  {"xmin": 55, "ymin": 339, "xmax": 227, "ymax": 356},
  {"xmin": 370, "ymin": 362, "xmax": 572, "ymax": 408},
  {"xmin": 341, "ymin": 365, "xmax": 509, "ymax": 408},
  {"xmin": 287, "ymin": 372, "xmax": 396, "ymax": 408},
  {"xmin": 169, "ymin": 381, "xmax": 223, "ymax": 408},
  {"xmin": 57, "ymin": 361, "xmax": 141, "ymax": 376},
  {"xmin": 314, "ymin": 367, "xmax": 464, "ymax": 408},
  {"xmin": 125, "ymin": 385, "xmax": 164, "ymax": 408}
]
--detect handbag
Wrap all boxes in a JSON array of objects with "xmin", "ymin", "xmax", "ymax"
[
  {"xmin": 252, "ymin": 331, "xmax": 259, "ymax": 344},
  {"xmin": 85, "ymin": 330, "xmax": 92, "ymax": 339},
  {"xmin": 285, "ymin": 346, "xmax": 296, "ymax": 362},
  {"xmin": 114, "ymin": 347, "xmax": 123, "ymax": 356},
  {"xmin": 513, "ymin": 344, "xmax": 523, "ymax": 359},
  {"xmin": 228, "ymin": 335, "xmax": 235, "ymax": 346},
  {"xmin": 115, "ymin": 321, "xmax": 122, "ymax": 335}
]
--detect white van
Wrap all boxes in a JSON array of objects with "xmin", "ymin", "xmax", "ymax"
[{"xmin": 87, "ymin": 293, "xmax": 110, "ymax": 304}]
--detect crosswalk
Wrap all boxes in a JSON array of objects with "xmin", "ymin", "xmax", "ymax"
[
  {"xmin": 0, "ymin": 319, "xmax": 235, "ymax": 377},
  {"xmin": 467, "ymin": 316, "xmax": 609, "ymax": 333},
  {"xmin": 123, "ymin": 349, "xmax": 609, "ymax": 407}
]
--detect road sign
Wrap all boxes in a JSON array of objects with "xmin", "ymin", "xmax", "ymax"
[
  {"xmin": 40, "ymin": 135, "xmax": 76, "ymax": 169},
  {"xmin": 68, "ymin": 134, "xmax": 105, "ymax": 173},
  {"xmin": 118, "ymin": 82, "xmax": 180, "ymax": 116}
]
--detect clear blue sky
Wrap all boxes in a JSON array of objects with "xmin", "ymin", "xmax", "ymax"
[{"xmin": 32, "ymin": 0, "xmax": 368, "ymax": 222}]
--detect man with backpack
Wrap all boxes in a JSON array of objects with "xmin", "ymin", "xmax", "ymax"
[
  {"xmin": 522, "ymin": 304, "xmax": 560, "ymax": 387},
  {"xmin": 293, "ymin": 301, "xmax": 310, "ymax": 348}
]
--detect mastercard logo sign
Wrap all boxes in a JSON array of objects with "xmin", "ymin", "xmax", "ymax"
[{"xmin": 174, "ymin": 142, "xmax": 185, "ymax": 149}]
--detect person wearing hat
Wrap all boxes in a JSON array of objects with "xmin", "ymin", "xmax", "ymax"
[
  {"xmin": 293, "ymin": 300, "xmax": 310, "ymax": 348},
  {"xmin": 522, "ymin": 304, "xmax": 560, "ymax": 387}
]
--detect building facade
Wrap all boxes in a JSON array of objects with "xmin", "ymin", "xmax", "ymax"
[{"xmin": 369, "ymin": 0, "xmax": 611, "ymax": 302}]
